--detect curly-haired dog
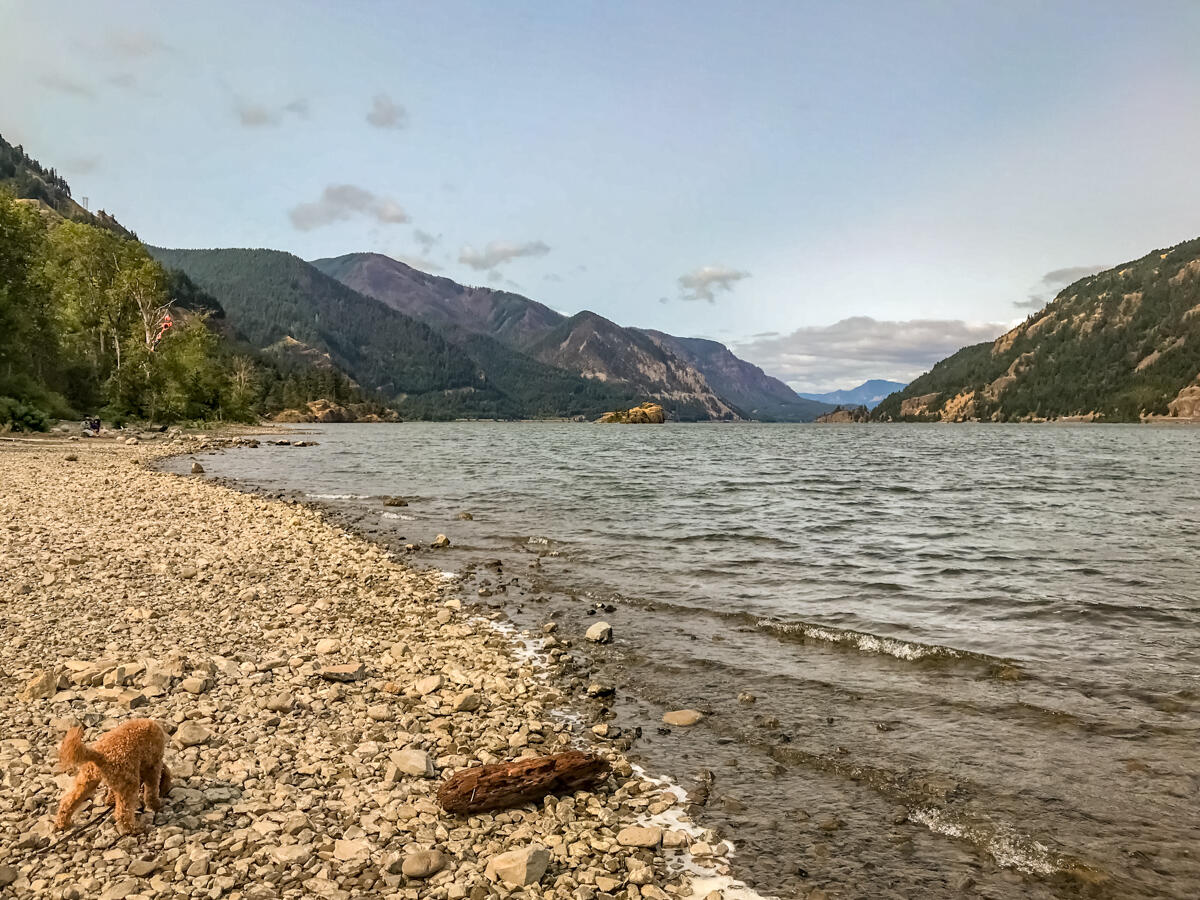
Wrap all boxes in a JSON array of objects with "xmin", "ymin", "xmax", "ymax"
[{"xmin": 55, "ymin": 719, "xmax": 171, "ymax": 834}]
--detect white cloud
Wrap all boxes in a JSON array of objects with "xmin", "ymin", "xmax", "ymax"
[
  {"xmin": 366, "ymin": 93, "xmax": 407, "ymax": 129},
  {"xmin": 413, "ymin": 229, "xmax": 440, "ymax": 253},
  {"xmin": 289, "ymin": 185, "xmax": 411, "ymax": 230},
  {"xmin": 103, "ymin": 31, "xmax": 168, "ymax": 58},
  {"xmin": 1016, "ymin": 264, "xmax": 1108, "ymax": 309},
  {"xmin": 38, "ymin": 72, "xmax": 95, "ymax": 98},
  {"xmin": 677, "ymin": 265, "xmax": 750, "ymax": 302},
  {"xmin": 733, "ymin": 316, "xmax": 1009, "ymax": 393},
  {"xmin": 458, "ymin": 240, "xmax": 550, "ymax": 271}
]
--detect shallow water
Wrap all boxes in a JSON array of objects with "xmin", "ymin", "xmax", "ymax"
[{"xmin": 170, "ymin": 423, "xmax": 1200, "ymax": 898}]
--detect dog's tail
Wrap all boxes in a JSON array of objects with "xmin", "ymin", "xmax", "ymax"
[{"xmin": 59, "ymin": 726, "xmax": 99, "ymax": 771}]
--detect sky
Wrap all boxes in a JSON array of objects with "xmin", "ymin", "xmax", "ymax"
[{"xmin": 3, "ymin": 0, "xmax": 1200, "ymax": 391}]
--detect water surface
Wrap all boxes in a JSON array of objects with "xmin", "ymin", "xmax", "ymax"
[{"xmin": 171, "ymin": 423, "xmax": 1200, "ymax": 898}]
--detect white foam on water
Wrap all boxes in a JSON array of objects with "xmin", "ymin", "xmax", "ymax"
[
  {"xmin": 631, "ymin": 764, "xmax": 779, "ymax": 900},
  {"xmin": 307, "ymin": 493, "xmax": 367, "ymax": 500},
  {"xmin": 759, "ymin": 619, "xmax": 968, "ymax": 662},
  {"xmin": 381, "ymin": 511, "xmax": 413, "ymax": 520},
  {"xmin": 908, "ymin": 807, "xmax": 1061, "ymax": 876}
]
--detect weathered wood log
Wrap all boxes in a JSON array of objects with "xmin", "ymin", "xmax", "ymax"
[{"xmin": 437, "ymin": 751, "xmax": 610, "ymax": 814}]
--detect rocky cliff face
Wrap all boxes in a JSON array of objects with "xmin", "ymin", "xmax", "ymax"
[
  {"xmin": 638, "ymin": 331, "xmax": 832, "ymax": 421},
  {"xmin": 875, "ymin": 236, "xmax": 1200, "ymax": 422}
]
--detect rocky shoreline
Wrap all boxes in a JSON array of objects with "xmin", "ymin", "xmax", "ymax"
[{"xmin": 0, "ymin": 435, "xmax": 767, "ymax": 900}]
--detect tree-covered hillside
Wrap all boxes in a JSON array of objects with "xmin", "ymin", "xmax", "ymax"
[
  {"xmin": 1, "ymin": 134, "xmax": 134, "ymax": 239},
  {"xmin": 874, "ymin": 238, "xmax": 1200, "ymax": 422}
]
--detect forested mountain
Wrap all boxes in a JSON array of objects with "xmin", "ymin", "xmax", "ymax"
[
  {"xmin": 315, "ymin": 251, "xmax": 831, "ymax": 421},
  {"xmin": 312, "ymin": 252, "xmax": 562, "ymax": 346},
  {"xmin": 149, "ymin": 248, "xmax": 636, "ymax": 420},
  {"xmin": 799, "ymin": 379, "xmax": 907, "ymax": 410},
  {"xmin": 639, "ymin": 331, "xmax": 832, "ymax": 421},
  {"xmin": 874, "ymin": 239, "xmax": 1200, "ymax": 422}
]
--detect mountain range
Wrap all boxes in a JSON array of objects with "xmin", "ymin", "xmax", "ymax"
[
  {"xmin": 798, "ymin": 379, "xmax": 908, "ymax": 410},
  {"xmin": 310, "ymin": 252, "xmax": 831, "ymax": 421},
  {"xmin": 875, "ymin": 239, "xmax": 1200, "ymax": 422}
]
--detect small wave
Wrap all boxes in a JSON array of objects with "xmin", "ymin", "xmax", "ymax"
[
  {"xmin": 381, "ymin": 512, "xmax": 413, "ymax": 520},
  {"xmin": 307, "ymin": 493, "xmax": 366, "ymax": 500},
  {"xmin": 757, "ymin": 618, "xmax": 1013, "ymax": 666},
  {"xmin": 908, "ymin": 807, "xmax": 1062, "ymax": 875}
]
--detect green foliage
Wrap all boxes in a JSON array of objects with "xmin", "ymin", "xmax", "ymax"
[
  {"xmin": 0, "ymin": 396, "xmax": 49, "ymax": 432},
  {"xmin": 875, "ymin": 239, "xmax": 1200, "ymax": 423}
]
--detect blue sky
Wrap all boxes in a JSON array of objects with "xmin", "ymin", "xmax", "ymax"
[{"xmin": 3, "ymin": 0, "xmax": 1199, "ymax": 390}]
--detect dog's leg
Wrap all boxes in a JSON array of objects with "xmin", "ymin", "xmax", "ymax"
[
  {"xmin": 54, "ymin": 766, "xmax": 100, "ymax": 830},
  {"xmin": 159, "ymin": 764, "xmax": 172, "ymax": 798},
  {"xmin": 142, "ymin": 763, "xmax": 164, "ymax": 812},
  {"xmin": 110, "ymin": 778, "xmax": 142, "ymax": 834}
]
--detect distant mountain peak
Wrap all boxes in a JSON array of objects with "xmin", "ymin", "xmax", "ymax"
[{"xmin": 798, "ymin": 379, "xmax": 907, "ymax": 410}]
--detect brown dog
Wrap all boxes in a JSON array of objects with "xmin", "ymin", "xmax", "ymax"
[{"xmin": 55, "ymin": 719, "xmax": 171, "ymax": 834}]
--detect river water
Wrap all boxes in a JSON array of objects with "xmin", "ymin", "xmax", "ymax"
[{"xmin": 168, "ymin": 423, "xmax": 1200, "ymax": 899}]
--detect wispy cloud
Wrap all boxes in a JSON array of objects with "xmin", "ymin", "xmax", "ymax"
[
  {"xmin": 366, "ymin": 93, "xmax": 407, "ymax": 129},
  {"xmin": 1016, "ymin": 264, "xmax": 1108, "ymax": 310},
  {"xmin": 677, "ymin": 265, "xmax": 750, "ymax": 302},
  {"xmin": 458, "ymin": 239, "xmax": 550, "ymax": 271},
  {"xmin": 103, "ymin": 30, "xmax": 168, "ymax": 59},
  {"xmin": 413, "ymin": 229, "xmax": 441, "ymax": 253},
  {"xmin": 38, "ymin": 73, "xmax": 95, "ymax": 98},
  {"xmin": 733, "ymin": 316, "xmax": 1008, "ymax": 393},
  {"xmin": 234, "ymin": 97, "xmax": 309, "ymax": 127},
  {"xmin": 289, "ymin": 185, "xmax": 411, "ymax": 230}
]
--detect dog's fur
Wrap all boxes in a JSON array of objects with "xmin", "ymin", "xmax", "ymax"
[{"xmin": 55, "ymin": 719, "xmax": 171, "ymax": 834}]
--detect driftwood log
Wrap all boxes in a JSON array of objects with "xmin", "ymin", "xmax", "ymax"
[{"xmin": 437, "ymin": 751, "xmax": 610, "ymax": 814}]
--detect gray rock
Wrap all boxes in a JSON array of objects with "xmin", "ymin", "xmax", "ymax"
[{"xmin": 401, "ymin": 848, "xmax": 447, "ymax": 878}]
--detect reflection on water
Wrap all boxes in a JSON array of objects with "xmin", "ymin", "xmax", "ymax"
[{"xmin": 172, "ymin": 423, "xmax": 1200, "ymax": 899}]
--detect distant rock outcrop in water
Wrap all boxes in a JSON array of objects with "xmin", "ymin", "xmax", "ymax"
[
  {"xmin": 815, "ymin": 404, "xmax": 870, "ymax": 423},
  {"xmin": 596, "ymin": 402, "xmax": 666, "ymax": 424},
  {"xmin": 273, "ymin": 399, "xmax": 399, "ymax": 424}
]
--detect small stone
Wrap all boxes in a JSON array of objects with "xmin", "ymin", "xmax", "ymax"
[
  {"xmin": 0, "ymin": 867, "xmax": 17, "ymax": 888},
  {"xmin": 390, "ymin": 748, "xmax": 435, "ymax": 777},
  {"xmin": 264, "ymin": 692, "xmax": 294, "ymax": 712},
  {"xmin": 401, "ymin": 849, "xmax": 447, "ymax": 878},
  {"xmin": 174, "ymin": 722, "xmax": 211, "ymax": 747},
  {"xmin": 662, "ymin": 709, "xmax": 704, "ymax": 727},
  {"xmin": 319, "ymin": 663, "xmax": 366, "ymax": 682},
  {"xmin": 485, "ymin": 845, "xmax": 551, "ymax": 887},
  {"xmin": 179, "ymin": 564, "xmax": 199, "ymax": 579},
  {"xmin": 585, "ymin": 621, "xmax": 613, "ymax": 644},
  {"xmin": 273, "ymin": 844, "xmax": 312, "ymax": 866},
  {"xmin": 179, "ymin": 677, "xmax": 208, "ymax": 694},
  {"xmin": 616, "ymin": 825, "xmax": 663, "ymax": 848},
  {"xmin": 99, "ymin": 877, "xmax": 140, "ymax": 900},
  {"xmin": 737, "ymin": 692, "xmax": 756, "ymax": 704},
  {"xmin": 383, "ymin": 496, "xmax": 408, "ymax": 507},
  {"xmin": 128, "ymin": 855, "xmax": 161, "ymax": 876},
  {"xmin": 334, "ymin": 838, "xmax": 371, "ymax": 862},
  {"xmin": 191, "ymin": 462, "xmax": 205, "ymax": 474},
  {"xmin": 452, "ymin": 691, "xmax": 481, "ymax": 712},
  {"xmin": 367, "ymin": 704, "xmax": 393, "ymax": 722},
  {"xmin": 315, "ymin": 638, "xmax": 341, "ymax": 655},
  {"xmin": 414, "ymin": 674, "xmax": 443, "ymax": 695},
  {"xmin": 431, "ymin": 534, "xmax": 451, "ymax": 548},
  {"xmin": 20, "ymin": 669, "xmax": 59, "ymax": 700}
]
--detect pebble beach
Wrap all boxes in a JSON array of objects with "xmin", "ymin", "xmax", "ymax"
[{"xmin": 0, "ymin": 435, "xmax": 761, "ymax": 900}]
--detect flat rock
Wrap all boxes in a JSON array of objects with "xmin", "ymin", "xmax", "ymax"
[
  {"xmin": 617, "ymin": 825, "xmax": 663, "ymax": 848},
  {"xmin": 319, "ymin": 662, "xmax": 365, "ymax": 682},
  {"xmin": 175, "ymin": 722, "xmax": 211, "ymax": 747},
  {"xmin": 401, "ymin": 848, "xmax": 447, "ymax": 878},
  {"xmin": 662, "ymin": 709, "xmax": 704, "ymax": 726}
]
